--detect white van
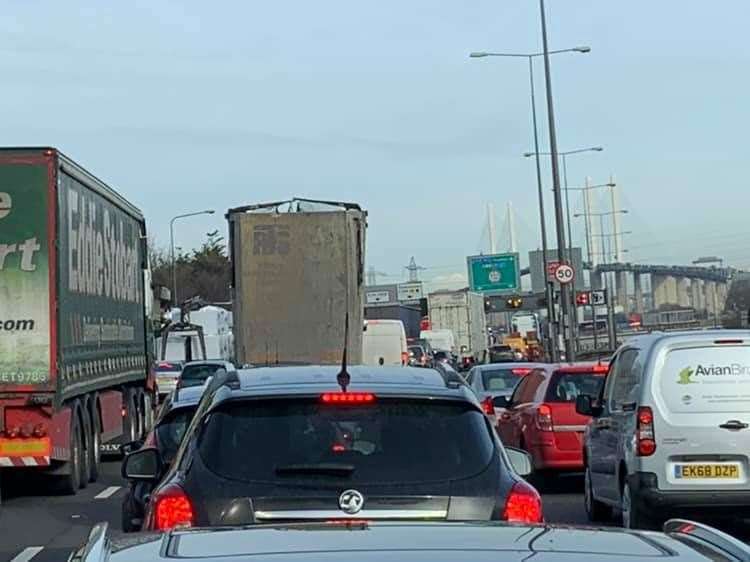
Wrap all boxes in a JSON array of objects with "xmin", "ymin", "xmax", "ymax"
[
  {"xmin": 419, "ymin": 329, "xmax": 456, "ymax": 353},
  {"xmin": 579, "ymin": 329, "xmax": 750, "ymax": 529},
  {"xmin": 362, "ymin": 320, "xmax": 408, "ymax": 366}
]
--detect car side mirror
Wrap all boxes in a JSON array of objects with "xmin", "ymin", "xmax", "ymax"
[
  {"xmin": 576, "ymin": 394, "xmax": 602, "ymax": 417},
  {"xmin": 122, "ymin": 447, "xmax": 162, "ymax": 481},
  {"xmin": 120, "ymin": 439, "xmax": 144, "ymax": 456},
  {"xmin": 505, "ymin": 447, "xmax": 533, "ymax": 477},
  {"xmin": 493, "ymin": 395, "xmax": 510, "ymax": 409}
]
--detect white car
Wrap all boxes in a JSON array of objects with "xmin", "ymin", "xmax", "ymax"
[{"xmin": 154, "ymin": 360, "xmax": 183, "ymax": 398}]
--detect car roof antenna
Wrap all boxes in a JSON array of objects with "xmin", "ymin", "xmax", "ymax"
[{"xmin": 336, "ymin": 312, "xmax": 351, "ymax": 392}]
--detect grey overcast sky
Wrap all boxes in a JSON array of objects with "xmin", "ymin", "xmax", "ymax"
[{"xmin": 3, "ymin": 1, "xmax": 749, "ymax": 287}]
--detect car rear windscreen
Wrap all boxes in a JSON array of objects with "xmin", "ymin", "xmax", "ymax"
[
  {"xmin": 156, "ymin": 407, "xmax": 197, "ymax": 462},
  {"xmin": 659, "ymin": 345, "xmax": 750, "ymax": 414},
  {"xmin": 198, "ymin": 399, "xmax": 495, "ymax": 484},
  {"xmin": 408, "ymin": 347, "xmax": 424, "ymax": 358},
  {"xmin": 546, "ymin": 372, "xmax": 605, "ymax": 402},
  {"xmin": 180, "ymin": 365, "xmax": 226, "ymax": 387},
  {"xmin": 481, "ymin": 369, "xmax": 523, "ymax": 392}
]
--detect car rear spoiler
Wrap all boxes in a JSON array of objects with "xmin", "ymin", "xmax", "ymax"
[{"xmin": 664, "ymin": 519, "xmax": 750, "ymax": 561}]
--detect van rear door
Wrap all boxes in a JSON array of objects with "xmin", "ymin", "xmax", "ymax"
[{"xmin": 650, "ymin": 338, "xmax": 750, "ymax": 491}]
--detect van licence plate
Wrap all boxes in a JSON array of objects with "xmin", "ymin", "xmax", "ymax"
[{"xmin": 674, "ymin": 464, "xmax": 739, "ymax": 479}]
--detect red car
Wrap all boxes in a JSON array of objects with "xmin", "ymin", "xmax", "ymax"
[{"xmin": 497, "ymin": 363, "xmax": 608, "ymax": 475}]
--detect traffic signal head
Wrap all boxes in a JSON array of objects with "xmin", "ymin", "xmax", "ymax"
[
  {"xmin": 506, "ymin": 296, "xmax": 523, "ymax": 309},
  {"xmin": 576, "ymin": 291, "xmax": 591, "ymax": 306}
]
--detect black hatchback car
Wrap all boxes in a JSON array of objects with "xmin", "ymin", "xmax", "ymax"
[{"xmin": 123, "ymin": 366, "xmax": 540, "ymax": 531}]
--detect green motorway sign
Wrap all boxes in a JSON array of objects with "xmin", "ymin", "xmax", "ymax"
[{"xmin": 467, "ymin": 253, "xmax": 520, "ymax": 294}]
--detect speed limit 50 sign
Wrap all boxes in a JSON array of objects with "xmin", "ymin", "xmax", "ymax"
[{"xmin": 553, "ymin": 263, "xmax": 575, "ymax": 285}]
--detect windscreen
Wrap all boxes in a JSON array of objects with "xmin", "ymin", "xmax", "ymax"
[
  {"xmin": 198, "ymin": 399, "xmax": 495, "ymax": 484},
  {"xmin": 180, "ymin": 365, "xmax": 226, "ymax": 387},
  {"xmin": 659, "ymin": 345, "xmax": 750, "ymax": 414},
  {"xmin": 156, "ymin": 406, "xmax": 197, "ymax": 462},
  {"xmin": 546, "ymin": 373, "xmax": 605, "ymax": 403},
  {"xmin": 481, "ymin": 369, "xmax": 523, "ymax": 392}
]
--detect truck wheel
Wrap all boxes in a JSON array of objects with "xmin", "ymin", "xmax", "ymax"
[
  {"xmin": 57, "ymin": 413, "xmax": 83, "ymax": 495},
  {"xmin": 78, "ymin": 409, "xmax": 91, "ymax": 489},
  {"xmin": 123, "ymin": 389, "xmax": 138, "ymax": 443},
  {"xmin": 87, "ymin": 402, "xmax": 101, "ymax": 483}
]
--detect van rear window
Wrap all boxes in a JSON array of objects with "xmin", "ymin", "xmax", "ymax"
[{"xmin": 659, "ymin": 346, "xmax": 750, "ymax": 413}]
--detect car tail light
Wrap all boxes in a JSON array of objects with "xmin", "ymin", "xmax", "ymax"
[
  {"xmin": 503, "ymin": 480, "xmax": 543, "ymax": 523},
  {"xmin": 535, "ymin": 404, "xmax": 553, "ymax": 432},
  {"xmin": 153, "ymin": 484, "xmax": 195, "ymax": 530},
  {"xmin": 591, "ymin": 363, "xmax": 609, "ymax": 373},
  {"xmin": 636, "ymin": 406, "xmax": 656, "ymax": 456},
  {"xmin": 401, "ymin": 352, "xmax": 409, "ymax": 365},
  {"xmin": 511, "ymin": 368, "xmax": 532, "ymax": 376},
  {"xmin": 321, "ymin": 393, "xmax": 376, "ymax": 404},
  {"xmin": 481, "ymin": 397, "xmax": 494, "ymax": 416}
]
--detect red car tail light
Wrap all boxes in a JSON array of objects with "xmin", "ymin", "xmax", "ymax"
[
  {"xmin": 321, "ymin": 393, "xmax": 376, "ymax": 404},
  {"xmin": 511, "ymin": 368, "xmax": 532, "ymax": 376},
  {"xmin": 153, "ymin": 484, "xmax": 195, "ymax": 530},
  {"xmin": 636, "ymin": 406, "xmax": 656, "ymax": 456},
  {"xmin": 503, "ymin": 480, "xmax": 543, "ymax": 523},
  {"xmin": 481, "ymin": 397, "xmax": 494, "ymax": 416},
  {"xmin": 535, "ymin": 404, "xmax": 553, "ymax": 432}
]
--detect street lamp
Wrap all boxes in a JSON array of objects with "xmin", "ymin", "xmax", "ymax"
[
  {"xmin": 525, "ymin": 147, "xmax": 604, "ymax": 261},
  {"xmin": 470, "ymin": 45, "xmax": 590, "ymax": 362},
  {"xmin": 170, "ymin": 210, "xmax": 215, "ymax": 304}
]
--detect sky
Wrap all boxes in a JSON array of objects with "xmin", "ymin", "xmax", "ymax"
[{"xmin": 3, "ymin": 1, "xmax": 749, "ymax": 290}]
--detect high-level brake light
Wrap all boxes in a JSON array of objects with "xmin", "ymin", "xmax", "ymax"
[
  {"xmin": 511, "ymin": 368, "xmax": 532, "ymax": 376},
  {"xmin": 321, "ymin": 393, "xmax": 376, "ymax": 404}
]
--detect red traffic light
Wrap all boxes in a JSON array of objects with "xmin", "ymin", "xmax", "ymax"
[{"xmin": 576, "ymin": 291, "xmax": 591, "ymax": 306}]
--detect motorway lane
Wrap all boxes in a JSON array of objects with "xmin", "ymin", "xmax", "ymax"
[{"xmin": 0, "ymin": 459, "xmax": 128, "ymax": 562}]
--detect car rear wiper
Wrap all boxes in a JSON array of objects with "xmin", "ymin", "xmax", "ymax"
[{"xmin": 274, "ymin": 463, "xmax": 355, "ymax": 477}]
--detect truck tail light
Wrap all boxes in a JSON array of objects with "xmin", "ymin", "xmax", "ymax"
[
  {"xmin": 535, "ymin": 404, "xmax": 553, "ymax": 432},
  {"xmin": 4, "ymin": 425, "xmax": 20, "ymax": 438},
  {"xmin": 32, "ymin": 424, "xmax": 47, "ymax": 438},
  {"xmin": 481, "ymin": 397, "xmax": 494, "ymax": 416},
  {"xmin": 503, "ymin": 480, "xmax": 543, "ymax": 523},
  {"xmin": 153, "ymin": 484, "xmax": 195, "ymax": 530},
  {"xmin": 401, "ymin": 352, "xmax": 409, "ymax": 365},
  {"xmin": 636, "ymin": 406, "xmax": 656, "ymax": 456},
  {"xmin": 19, "ymin": 424, "xmax": 33, "ymax": 438}
]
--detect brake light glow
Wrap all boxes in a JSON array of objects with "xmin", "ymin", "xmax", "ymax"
[
  {"xmin": 591, "ymin": 363, "xmax": 609, "ymax": 373},
  {"xmin": 332, "ymin": 444, "xmax": 346, "ymax": 452},
  {"xmin": 321, "ymin": 393, "xmax": 376, "ymax": 404},
  {"xmin": 535, "ymin": 404, "xmax": 553, "ymax": 432},
  {"xmin": 503, "ymin": 480, "xmax": 543, "ymax": 523},
  {"xmin": 511, "ymin": 368, "xmax": 532, "ymax": 376},
  {"xmin": 636, "ymin": 406, "xmax": 656, "ymax": 456},
  {"xmin": 481, "ymin": 397, "xmax": 494, "ymax": 416},
  {"xmin": 153, "ymin": 484, "xmax": 195, "ymax": 530},
  {"xmin": 401, "ymin": 352, "xmax": 409, "ymax": 366}
]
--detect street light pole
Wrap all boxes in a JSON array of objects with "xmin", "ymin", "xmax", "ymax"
[
  {"xmin": 527, "ymin": 55, "xmax": 558, "ymax": 361},
  {"xmin": 470, "ymin": 47, "xmax": 589, "ymax": 361},
  {"xmin": 538, "ymin": 0, "xmax": 573, "ymax": 361},
  {"xmin": 169, "ymin": 210, "xmax": 216, "ymax": 304}
]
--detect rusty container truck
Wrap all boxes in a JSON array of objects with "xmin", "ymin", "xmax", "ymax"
[{"xmin": 228, "ymin": 198, "xmax": 366, "ymax": 366}]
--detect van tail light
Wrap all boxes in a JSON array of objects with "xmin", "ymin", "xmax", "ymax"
[
  {"xmin": 401, "ymin": 352, "xmax": 409, "ymax": 366},
  {"xmin": 503, "ymin": 480, "xmax": 543, "ymax": 523},
  {"xmin": 153, "ymin": 484, "xmax": 195, "ymax": 530},
  {"xmin": 535, "ymin": 404, "xmax": 553, "ymax": 432},
  {"xmin": 636, "ymin": 406, "xmax": 656, "ymax": 456},
  {"xmin": 481, "ymin": 397, "xmax": 495, "ymax": 416}
]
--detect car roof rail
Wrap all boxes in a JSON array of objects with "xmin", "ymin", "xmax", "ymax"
[
  {"xmin": 664, "ymin": 519, "xmax": 750, "ymax": 560},
  {"xmin": 68, "ymin": 522, "xmax": 110, "ymax": 562}
]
